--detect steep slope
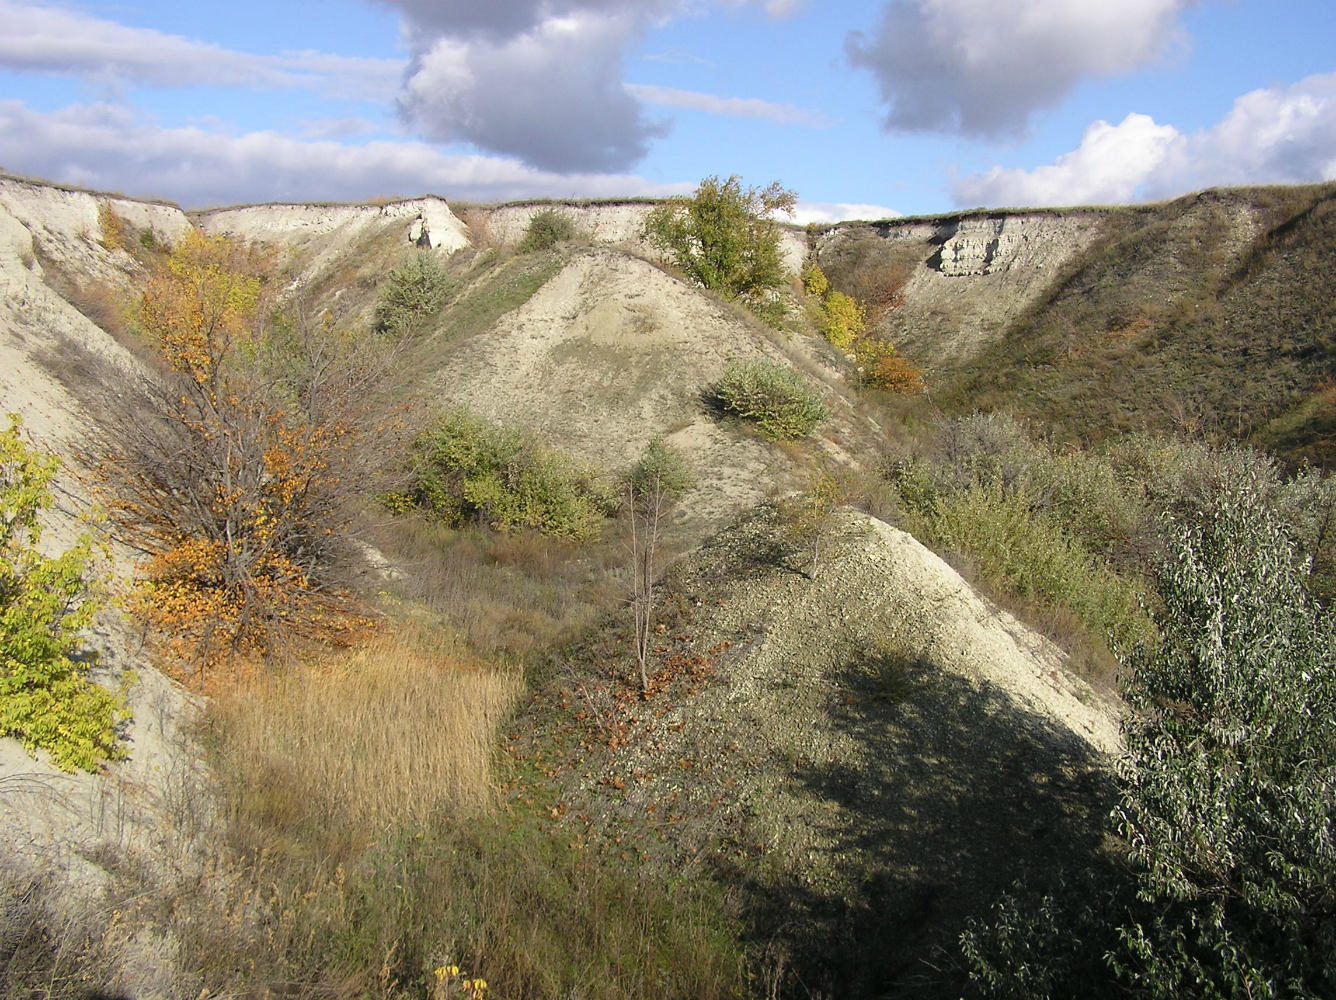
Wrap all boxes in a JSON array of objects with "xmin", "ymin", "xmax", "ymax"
[
  {"xmin": 418, "ymin": 245, "xmax": 860, "ymax": 532},
  {"xmin": 0, "ymin": 178, "xmax": 201, "ymax": 922},
  {"xmin": 947, "ymin": 185, "xmax": 1336, "ymax": 449},
  {"xmin": 819, "ymin": 183, "xmax": 1336, "ymax": 465},
  {"xmin": 816, "ymin": 209, "xmax": 1111, "ymax": 362},
  {"xmin": 522, "ymin": 505, "xmax": 1119, "ymax": 998}
]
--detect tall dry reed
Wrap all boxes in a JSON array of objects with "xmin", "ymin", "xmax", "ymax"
[{"xmin": 211, "ymin": 632, "xmax": 521, "ymax": 841}]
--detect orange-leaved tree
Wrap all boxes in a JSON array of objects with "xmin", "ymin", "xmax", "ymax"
[
  {"xmin": 853, "ymin": 336, "xmax": 926, "ymax": 394},
  {"xmin": 110, "ymin": 230, "xmax": 398, "ymax": 679}
]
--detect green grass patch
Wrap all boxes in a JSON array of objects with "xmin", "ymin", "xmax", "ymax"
[
  {"xmin": 925, "ymin": 482, "xmax": 1154, "ymax": 658},
  {"xmin": 436, "ymin": 250, "xmax": 565, "ymax": 346}
]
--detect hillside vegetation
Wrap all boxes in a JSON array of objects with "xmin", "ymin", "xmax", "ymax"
[
  {"xmin": 818, "ymin": 183, "xmax": 1336, "ymax": 468},
  {"xmin": 1, "ymin": 173, "xmax": 1334, "ymax": 1000}
]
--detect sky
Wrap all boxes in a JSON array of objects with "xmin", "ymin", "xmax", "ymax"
[{"xmin": 1, "ymin": 0, "xmax": 1334, "ymax": 220}]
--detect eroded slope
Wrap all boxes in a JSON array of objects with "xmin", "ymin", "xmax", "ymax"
[
  {"xmin": 422, "ymin": 246, "xmax": 859, "ymax": 530},
  {"xmin": 521, "ymin": 505, "xmax": 1120, "ymax": 997}
]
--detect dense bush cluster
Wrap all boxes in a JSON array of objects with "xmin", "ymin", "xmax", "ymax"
[
  {"xmin": 0, "ymin": 417, "xmax": 123, "ymax": 771},
  {"xmin": 963, "ymin": 463, "xmax": 1336, "ymax": 999},
  {"xmin": 106, "ymin": 230, "xmax": 394, "ymax": 677},
  {"xmin": 402, "ymin": 409, "xmax": 618, "ymax": 540},
  {"xmin": 890, "ymin": 413, "xmax": 1336, "ymax": 677},
  {"xmin": 519, "ymin": 208, "xmax": 578, "ymax": 252},
  {"xmin": 710, "ymin": 360, "xmax": 828, "ymax": 440},
  {"xmin": 804, "ymin": 262, "xmax": 924, "ymax": 393},
  {"xmin": 373, "ymin": 251, "xmax": 451, "ymax": 339},
  {"xmin": 643, "ymin": 175, "xmax": 795, "ymax": 325}
]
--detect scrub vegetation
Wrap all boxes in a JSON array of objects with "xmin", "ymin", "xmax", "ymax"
[{"xmin": 5, "ymin": 178, "xmax": 1336, "ymax": 1000}]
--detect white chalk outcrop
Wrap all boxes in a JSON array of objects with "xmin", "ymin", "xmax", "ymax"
[{"xmin": 200, "ymin": 196, "xmax": 472, "ymax": 254}]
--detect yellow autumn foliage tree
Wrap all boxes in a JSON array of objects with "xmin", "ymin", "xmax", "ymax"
[
  {"xmin": 803, "ymin": 261, "xmax": 924, "ymax": 394},
  {"xmin": 109, "ymin": 230, "xmax": 391, "ymax": 681}
]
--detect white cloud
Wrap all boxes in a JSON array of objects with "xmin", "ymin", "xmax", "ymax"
[
  {"xmin": 953, "ymin": 113, "xmax": 1184, "ymax": 206},
  {"xmin": 953, "ymin": 72, "xmax": 1336, "ymax": 208},
  {"xmin": 626, "ymin": 84, "xmax": 829, "ymax": 126},
  {"xmin": 0, "ymin": 0, "xmax": 402, "ymax": 101},
  {"xmin": 0, "ymin": 100, "xmax": 678, "ymax": 207},
  {"xmin": 1151, "ymin": 71, "xmax": 1336, "ymax": 195},
  {"xmin": 380, "ymin": 0, "xmax": 804, "ymax": 171},
  {"xmin": 398, "ymin": 11, "xmax": 667, "ymax": 172},
  {"xmin": 791, "ymin": 201, "xmax": 901, "ymax": 224},
  {"xmin": 847, "ymin": 0, "xmax": 1192, "ymax": 138}
]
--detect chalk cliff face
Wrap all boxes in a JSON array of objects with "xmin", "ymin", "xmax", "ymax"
[
  {"xmin": 931, "ymin": 214, "xmax": 1102, "ymax": 277},
  {"xmin": 198, "ymin": 196, "xmax": 473, "ymax": 265},
  {"xmin": 813, "ymin": 191, "xmax": 1283, "ymax": 369},
  {"xmin": 478, "ymin": 201, "xmax": 654, "ymax": 251},
  {"xmin": 0, "ymin": 175, "xmax": 192, "ymax": 284},
  {"xmin": 814, "ymin": 211, "xmax": 1116, "ymax": 362}
]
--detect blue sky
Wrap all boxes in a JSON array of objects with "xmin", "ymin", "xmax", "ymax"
[{"xmin": 1, "ymin": 0, "xmax": 1334, "ymax": 219}]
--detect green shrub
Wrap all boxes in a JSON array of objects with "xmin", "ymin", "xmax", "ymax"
[
  {"xmin": 710, "ymin": 360, "xmax": 828, "ymax": 440},
  {"xmin": 965, "ymin": 472, "xmax": 1336, "ymax": 998},
  {"xmin": 1111, "ymin": 475, "xmax": 1336, "ymax": 997},
  {"xmin": 519, "ymin": 208, "xmax": 577, "ymax": 252},
  {"xmin": 0, "ymin": 416, "xmax": 124, "ymax": 772},
  {"xmin": 893, "ymin": 414, "xmax": 1157, "ymax": 670},
  {"xmin": 407, "ymin": 409, "xmax": 617, "ymax": 540},
  {"xmin": 928, "ymin": 482, "xmax": 1154, "ymax": 655},
  {"xmin": 373, "ymin": 252, "xmax": 450, "ymax": 339},
  {"xmin": 643, "ymin": 175, "xmax": 795, "ymax": 324}
]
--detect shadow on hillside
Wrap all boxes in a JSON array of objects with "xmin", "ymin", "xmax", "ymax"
[{"xmin": 714, "ymin": 661, "xmax": 1117, "ymax": 1000}]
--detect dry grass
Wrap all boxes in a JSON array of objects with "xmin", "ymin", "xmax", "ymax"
[
  {"xmin": 211, "ymin": 631, "xmax": 521, "ymax": 846},
  {"xmin": 457, "ymin": 205, "xmax": 493, "ymax": 249},
  {"xmin": 371, "ymin": 516, "xmax": 629, "ymax": 665}
]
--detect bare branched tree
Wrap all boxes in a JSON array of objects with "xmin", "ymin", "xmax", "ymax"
[{"xmin": 625, "ymin": 439, "xmax": 694, "ymax": 697}]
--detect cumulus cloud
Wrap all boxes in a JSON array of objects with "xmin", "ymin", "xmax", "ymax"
[
  {"xmin": 0, "ymin": 99, "xmax": 679, "ymax": 207},
  {"xmin": 398, "ymin": 11, "xmax": 667, "ymax": 173},
  {"xmin": 1154, "ymin": 71, "xmax": 1336, "ymax": 195},
  {"xmin": 626, "ymin": 84, "xmax": 829, "ymax": 126},
  {"xmin": 0, "ymin": 0, "xmax": 402, "ymax": 101},
  {"xmin": 953, "ymin": 113, "xmax": 1184, "ymax": 206},
  {"xmin": 847, "ymin": 0, "xmax": 1191, "ymax": 138},
  {"xmin": 791, "ymin": 201, "xmax": 901, "ymax": 224},
  {"xmin": 952, "ymin": 72, "xmax": 1336, "ymax": 208},
  {"xmin": 381, "ymin": 0, "xmax": 797, "ymax": 172}
]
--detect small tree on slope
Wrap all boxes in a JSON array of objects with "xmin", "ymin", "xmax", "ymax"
[
  {"xmin": 0, "ymin": 416, "xmax": 123, "ymax": 772},
  {"xmin": 643, "ymin": 175, "xmax": 796, "ymax": 323},
  {"xmin": 1110, "ymin": 472, "xmax": 1336, "ymax": 998},
  {"xmin": 625, "ymin": 439, "xmax": 694, "ymax": 697}
]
